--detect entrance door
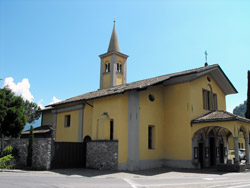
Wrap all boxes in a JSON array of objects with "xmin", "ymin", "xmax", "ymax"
[
  {"xmin": 199, "ymin": 143, "xmax": 204, "ymax": 167},
  {"xmin": 209, "ymin": 137, "xmax": 215, "ymax": 166},
  {"xmin": 51, "ymin": 142, "xmax": 86, "ymax": 169},
  {"xmin": 219, "ymin": 143, "xmax": 224, "ymax": 164}
]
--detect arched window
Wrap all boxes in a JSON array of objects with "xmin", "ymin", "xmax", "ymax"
[
  {"xmin": 117, "ymin": 63, "xmax": 122, "ymax": 73},
  {"xmin": 105, "ymin": 62, "xmax": 110, "ymax": 73}
]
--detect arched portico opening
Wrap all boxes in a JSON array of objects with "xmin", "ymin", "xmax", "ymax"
[{"xmin": 192, "ymin": 126, "xmax": 232, "ymax": 168}]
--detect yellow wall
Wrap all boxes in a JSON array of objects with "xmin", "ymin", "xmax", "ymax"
[
  {"xmin": 102, "ymin": 56, "xmax": 111, "ymax": 89},
  {"xmin": 164, "ymin": 82, "xmax": 192, "ymax": 160},
  {"xmin": 83, "ymin": 102, "xmax": 93, "ymax": 139},
  {"xmin": 91, "ymin": 94, "xmax": 129, "ymax": 163},
  {"xmin": 50, "ymin": 73, "xmax": 241, "ymax": 164},
  {"xmin": 56, "ymin": 110, "xmax": 79, "ymax": 142},
  {"xmin": 163, "ymin": 75, "xmax": 227, "ymax": 160},
  {"xmin": 103, "ymin": 73, "xmax": 110, "ymax": 89},
  {"xmin": 116, "ymin": 56, "xmax": 125, "ymax": 85},
  {"xmin": 139, "ymin": 85, "xmax": 165, "ymax": 160},
  {"xmin": 42, "ymin": 111, "xmax": 53, "ymax": 126},
  {"xmin": 116, "ymin": 73, "xmax": 123, "ymax": 85},
  {"xmin": 190, "ymin": 74, "xmax": 226, "ymax": 120}
]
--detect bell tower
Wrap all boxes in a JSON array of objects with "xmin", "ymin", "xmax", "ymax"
[{"xmin": 99, "ymin": 23, "xmax": 129, "ymax": 89}]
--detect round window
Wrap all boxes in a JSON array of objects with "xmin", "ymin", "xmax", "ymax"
[{"xmin": 148, "ymin": 94, "xmax": 155, "ymax": 102}]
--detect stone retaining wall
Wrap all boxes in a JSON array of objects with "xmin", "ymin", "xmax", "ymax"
[
  {"xmin": 3, "ymin": 138, "xmax": 53, "ymax": 170},
  {"xmin": 86, "ymin": 140, "xmax": 118, "ymax": 170}
]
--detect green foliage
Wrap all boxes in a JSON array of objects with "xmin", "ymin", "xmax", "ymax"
[
  {"xmin": 3, "ymin": 145, "xmax": 13, "ymax": 156},
  {"xmin": 0, "ymin": 87, "xmax": 41, "ymax": 155},
  {"xmin": 27, "ymin": 125, "xmax": 34, "ymax": 167},
  {"xmin": 233, "ymin": 100, "xmax": 247, "ymax": 117},
  {"xmin": 24, "ymin": 100, "xmax": 41, "ymax": 124},
  {"xmin": 0, "ymin": 154, "xmax": 14, "ymax": 169},
  {"xmin": 0, "ymin": 88, "xmax": 27, "ymax": 138},
  {"xmin": 245, "ymin": 70, "xmax": 250, "ymax": 119},
  {"xmin": 0, "ymin": 145, "xmax": 18, "ymax": 169}
]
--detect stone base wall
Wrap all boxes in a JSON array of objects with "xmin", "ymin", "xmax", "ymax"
[
  {"xmin": 217, "ymin": 164, "xmax": 246, "ymax": 172},
  {"xmin": 3, "ymin": 138, "xmax": 53, "ymax": 170},
  {"xmin": 86, "ymin": 140, "xmax": 118, "ymax": 170}
]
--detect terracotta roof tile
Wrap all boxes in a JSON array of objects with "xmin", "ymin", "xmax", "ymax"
[
  {"xmin": 48, "ymin": 64, "xmax": 221, "ymax": 107},
  {"xmin": 191, "ymin": 110, "xmax": 250, "ymax": 124}
]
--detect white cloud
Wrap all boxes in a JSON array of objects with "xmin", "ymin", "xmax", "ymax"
[
  {"xmin": 50, "ymin": 96, "xmax": 62, "ymax": 105},
  {"xmin": 3, "ymin": 77, "xmax": 34, "ymax": 102},
  {"xmin": 37, "ymin": 99, "xmax": 45, "ymax": 109}
]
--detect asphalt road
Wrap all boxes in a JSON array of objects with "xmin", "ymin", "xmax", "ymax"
[{"xmin": 0, "ymin": 169, "xmax": 250, "ymax": 188}]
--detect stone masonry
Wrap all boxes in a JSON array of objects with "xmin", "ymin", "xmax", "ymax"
[
  {"xmin": 3, "ymin": 138, "xmax": 53, "ymax": 170},
  {"xmin": 86, "ymin": 140, "xmax": 118, "ymax": 170}
]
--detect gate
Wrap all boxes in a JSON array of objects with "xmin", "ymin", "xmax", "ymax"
[{"xmin": 51, "ymin": 142, "xmax": 86, "ymax": 169}]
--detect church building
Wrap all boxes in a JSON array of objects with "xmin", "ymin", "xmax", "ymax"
[{"xmin": 41, "ymin": 24, "xmax": 250, "ymax": 171}]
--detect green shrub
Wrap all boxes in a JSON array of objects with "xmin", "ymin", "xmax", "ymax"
[
  {"xmin": 3, "ymin": 145, "xmax": 13, "ymax": 156},
  {"xmin": 0, "ymin": 154, "xmax": 14, "ymax": 169},
  {"xmin": 0, "ymin": 145, "xmax": 19, "ymax": 169}
]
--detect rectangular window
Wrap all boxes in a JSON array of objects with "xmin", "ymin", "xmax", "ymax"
[
  {"xmin": 148, "ymin": 126, "xmax": 155, "ymax": 149},
  {"xmin": 203, "ymin": 89, "xmax": 218, "ymax": 110},
  {"xmin": 110, "ymin": 120, "xmax": 114, "ymax": 140},
  {"xmin": 213, "ymin": 94, "xmax": 217, "ymax": 110},
  {"xmin": 64, "ymin": 115, "xmax": 71, "ymax": 127}
]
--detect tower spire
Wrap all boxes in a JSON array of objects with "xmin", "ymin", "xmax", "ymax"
[{"xmin": 107, "ymin": 22, "xmax": 120, "ymax": 52}]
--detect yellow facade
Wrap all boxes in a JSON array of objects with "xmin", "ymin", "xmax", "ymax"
[
  {"xmin": 100, "ymin": 55, "xmax": 126, "ymax": 89},
  {"xmin": 56, "ymin": 110, "xmax": 79, "ymax": 142},
  {"xmin": 139, "ymin": 85, "xmax": 165, "ymax": 160},
  {"xmin": 116, "ymin": 73, "xmax": 123, "ymax": 85},
  {"xmin": 51, "ymin": 72, "xmax": 250, "ymax": 168},
  {"xmin": 91, "ymin": 94, "xmax": 128, "ymax": 163},
  {"xmin": 103, "ymin": 73, "xmax": 111, "ymax": 89},
  {"xmin": 190, "ymin": 74, "xmax": 226, "ymax": 119}
]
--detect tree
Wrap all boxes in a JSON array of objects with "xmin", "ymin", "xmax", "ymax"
[
  {"xmin": 27, "ymin": 125, "xmax": 34, "ymax": 167},
  {"xmin": 0, "ymin": 88, "xmax": 27, "ymax": 154},
  {"xmin": 24, "ymin": 100, "xmax": 41, "ymax": 124},
  {"xmin": 245, "ymin": 71, "xmax": 250, "ymax": 119}
]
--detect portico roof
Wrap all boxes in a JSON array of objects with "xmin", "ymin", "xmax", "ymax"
[{"xmin": 191, "ymin": 110, "xmax": 250, "ymax": 124}]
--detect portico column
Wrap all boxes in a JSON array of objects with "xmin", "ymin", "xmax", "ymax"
[
  {"xmin": 204, "ymin": 135, "xmax": 210, "ymax": 167},
  {"xmin": 245, "ymin": 138, "xmax": 250, "ymax": 164},
  {"xmin": 234, "ymin": 137, "xmax": 240, "ymax": 164}
]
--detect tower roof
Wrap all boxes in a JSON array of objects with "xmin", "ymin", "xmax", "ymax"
[{"xmin": 107, "ymin": 24, "xmax": 120, "ymax": 52}]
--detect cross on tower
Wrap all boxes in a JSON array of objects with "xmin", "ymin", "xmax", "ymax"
[{"xmin": 205, "ymin": 50, "xmax": 208, "ymax": 63}]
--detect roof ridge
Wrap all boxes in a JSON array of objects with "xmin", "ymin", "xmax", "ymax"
[
  {"xmin": 48, "ymin": 64, "xmax": 224, "ymax": 107},
  {"xmin": 127, "ymin": 64, "xmax": 219, "ymax": 86}
]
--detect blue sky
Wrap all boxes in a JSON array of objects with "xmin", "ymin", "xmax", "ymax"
[{"xmin": 1, "ymin": 0, "xmax": 250, "ymax": 121}]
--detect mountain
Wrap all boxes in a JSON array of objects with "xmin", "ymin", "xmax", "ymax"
[
  {"xmin": 233, "ymin": 100, "xmax": 247, "ymax": 117},
  {"xmin": 23, "ymin": 117, "xmax": 41, "ymax": 131}
]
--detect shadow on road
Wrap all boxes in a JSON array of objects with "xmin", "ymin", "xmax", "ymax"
[{"xmin": 50, "ymin": 167, "xmax": 227, "ymax": 178}]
